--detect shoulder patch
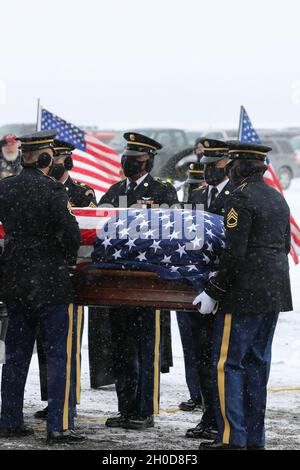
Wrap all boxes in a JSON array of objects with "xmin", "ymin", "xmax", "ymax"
[{"xmin": 226, "ymin": 207, "xmax": 239, "ymax": 228}]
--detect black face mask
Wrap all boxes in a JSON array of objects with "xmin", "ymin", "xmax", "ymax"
[
  {"xmin": 204, "ymin": 166, "xmax": 226, "ymax": 186},
  {"xmin": 122, "ymin": 157, "xmax": 146, "ymax": 178},
  {"xmin": 49, "ymin": 163, "xmax": 66, "ymax": 180}
]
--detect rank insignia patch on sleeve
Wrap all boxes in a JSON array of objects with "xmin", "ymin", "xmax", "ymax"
[{"xmin": 227, "ymin": 207, "xmax": 238, "ymax": 228}]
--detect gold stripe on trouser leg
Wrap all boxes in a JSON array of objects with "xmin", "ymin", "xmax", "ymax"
[
  {"xmin": 153, "ymin": 309, "xmax": 161, "ymax": 415},
  {"xmin": 76, "ymin": 306, "xmax": 83, "ymax": 405},
  {"xmin": 217, "ymin": 313, "xmax": 232, "ymax": 445},
  {"xmin": 63, "ymin": 304, "xmax": 74, "ymax": 431}
]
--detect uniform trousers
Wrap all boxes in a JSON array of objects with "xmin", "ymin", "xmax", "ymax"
[
  {"xmin": 0, "ymin": 303, "xmax": 75, "ymax": 433},
  {"xmin": 176, "ymin": 311, "xmax": 202, "ymax": 401},
  {"xmin": 109, "ymin": 307, "xmax": 161, "ymax": 418},
  {"xmin": 190, "ymin": 312, "xmax": 217, "ymax": 427},
  {"xmin": 36, "ymin": 305, "xmax": 84, "ymax": 407},
  {"xmin": 212, "ymin": 312, "xmax": 279, "ymax": 447}
]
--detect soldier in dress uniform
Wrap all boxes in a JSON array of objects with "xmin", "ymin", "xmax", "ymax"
[
  {"xmin": 98, "ymin": 132, "xmax": 179, "ymax": 430},
  {"xmin": 185, "ymin": 139, "xmax": 236, "ymax": 439},
  {"xmin": 34, "ymin": 139, "xmax": 97, "ymax": 420},
  {"xmin": 177, "ymin": 143, "xmax": 206, "ymax": 412},
  {"xmin": 0, "ymin": 130, "xmax": 84, "ymax": 444},
  {"xmin": 195, "ymin": 141, "xmax": 293, "ymax": 450}
]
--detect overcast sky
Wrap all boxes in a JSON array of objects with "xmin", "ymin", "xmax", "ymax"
[{"xmin": 1, "ymin": 0, "xmax": 300, "ymax": 130}]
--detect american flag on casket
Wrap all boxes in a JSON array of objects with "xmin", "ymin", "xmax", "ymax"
[
  {"xmin": 0, "ymin": 209, "xmax": 225, "ymax": 294},
  {"xmin": 90, "ymin": 208, "xmax": 225, "ymax": 293}
]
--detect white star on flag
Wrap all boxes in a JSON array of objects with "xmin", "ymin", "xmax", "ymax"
[
  {"xmin": 150, "ymin": 240, "xmax": 162, "ymax": 253},
  {"xmin": 187, "ymin": 223, "xmax": 198, "ymax": 233},
  {"xmin": 169, "ymin": 230, "xmax": 180, "ymax": 240},
  {"xmin": 176, "ymin": 243, "xmax": 187, "ymax": 257},
  {"xmin": 202, "ymin": 253, "xmax": 210, "ymax": 264},
  {"xmin": 163, "ymin": 220, "xmax": 175, "ymax": 229},
  {"xmin": 140, "ymin": 220, "xmax": 149, "ymax": 229},
  {"xmin": 191, "ymin": 236, "xmax": 202, "ymax": 249},
  {"xmin": 119, "ymin": 227, "xmax": 131, "ymax": 238},
  {"xmin": 205, "ymin": 242, "xmax": 214, "ymax": 252},
  {"xmin": 136, "ymin": 251, "xmax": 147, "ymax": 261},
  {"xmin": 170, "ymin": 266, "xmax": 180, "ymax": 273},
  {"xmin": 206, "ymin": 228, "xmax": 217, "ymax": 239},
  {"xmin": 205, "ymin": 218, "xmax": 215, "ymax": 227},
  {"xmin": 143, "ymin": 229, "xmax": 157, "ymax": 238},
  {"xmin": 102, "ymin": 237, "xmax": 112, "ymax": 249},
  {"xmin": 112, "ymin": 249, "xmax": 122, "ymax": 260},
  {"xmin": 187, "ymin": 265, "xmax": 198, "ymax": 272},
  {"xmin": 162, "ymin": 254, "xmax": 172, "ymax": 264},
  {"xmin": 125, "ymin": 238, "xmax": 137, "ymax": 250}
]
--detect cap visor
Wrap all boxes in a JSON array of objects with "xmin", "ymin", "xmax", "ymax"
[
  {"xmin": 200, "ymin": 155, "xmax": 227, "ymax": 163},
  {"xmin": 122, "ymin": 149, "xmax": 148, "ymax": 157}
]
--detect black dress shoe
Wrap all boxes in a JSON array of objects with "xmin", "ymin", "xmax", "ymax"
[
  {"xmin": 199, "ymin": 440, "xmax": 246, "ymax": 450},
  {"xmin": 0, "ymin": 425, "xmax": 34, "ymax": 438},
  {"xmin": 46, "ymin": 429, "xmax": 85, "ymax": 445},
  {"xmin": 186, "ymin": 422, "xmax": 219, "ymax": 440},
  {"xmin": 35, "ymin": 406, "xmax": 77, "ymax": 420},
  {"xmin": 124, "ymin": 415, "xmax": 154, "ymax": 430},
  {"xmin": 179, "ymin": 398, "xmax": 203, "ymax": 412},
  {"xmin": 105, "ymin": 414, "xmax": 129, "ymax": 428},
  {"xmin": 34, "ymin": 406, "xmax": 48, "ymax": 420}
]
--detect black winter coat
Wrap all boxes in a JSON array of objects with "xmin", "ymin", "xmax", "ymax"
[
  {"xmin": 205, "ymin": 175, "xmax": 293, "ymax": 315},
  {"xmin": 0, "ymin": 167, "xmax": 81, "ymax": 307}
]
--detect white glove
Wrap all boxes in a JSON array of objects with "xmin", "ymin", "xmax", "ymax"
[{"xmin": 192, "ymin": 291, "xmax": 218, "ymax": 315}]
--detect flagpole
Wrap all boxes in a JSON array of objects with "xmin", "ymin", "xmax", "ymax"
[
  {"xmin": 238, "ymin": 105, "xmax": 244, "ymax": 140},
  {"xmin": 36, "ymin": 98, "xmax": 41, "ymax": 131}
]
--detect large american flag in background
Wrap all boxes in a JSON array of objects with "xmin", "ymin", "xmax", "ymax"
[
  {"xmin": 41, "ymin": 108, "xmax": 121, "ymax": 197},
  {"xmin": 239, "ymin": 105, "xmax": 300, "ymax": 264}
]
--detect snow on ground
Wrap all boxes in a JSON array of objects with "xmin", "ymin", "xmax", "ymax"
[{"xmin": 0, "ymin": 179, "xmax": 300, "ymax": 450}]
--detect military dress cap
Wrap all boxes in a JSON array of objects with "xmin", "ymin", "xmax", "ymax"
[
  {"xmin": 18, "ymin": 129, "xmax": 57, "ymax": 151},
  {"xmin": 53, "ymin": 139, "xmax": 75, "ymax": 157},
  {"xmin": 199, "ymin": 138, "xmax": 229, "ymax": 164},
  {"xmin": 0, "ymin": 134, "xmax": 19, "ymax": 148},
  {"xmin": 122, "ymin": 132, "xmax": 162, "ymax": 157},
  {"xmin": 227, "ymin": 140, "xmax": 272, "ymax": 160},
  {"xmin": 186, "ymin": 162, "xmax": 205, "ymax": 184}
]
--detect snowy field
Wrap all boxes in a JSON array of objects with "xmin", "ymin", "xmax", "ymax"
[{"xmin": 0, "ymin": 179, "xmax": 300, "ymax": 450}]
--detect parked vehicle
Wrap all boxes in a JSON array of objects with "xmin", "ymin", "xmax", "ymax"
[
  {"xmin": 261, "ymin": 137, "xmax": 300, "ymax": 189},
  {"xmin": 0, "ymin": 123, "xmax": 36, "ymax": 136}
]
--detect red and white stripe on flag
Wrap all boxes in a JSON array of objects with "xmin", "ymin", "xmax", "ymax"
[
  {"xmin": 70, "ymin": 133, "xmax": 121, "ymax": 197},
  {"xmin": 0, "ymin": 208, "xmax": 119, "ymax": 267},
  {"xmin": 264, "ymin": 164, "xmax": 300, "ymax": 264}
]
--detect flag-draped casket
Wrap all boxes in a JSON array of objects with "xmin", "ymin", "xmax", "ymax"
[
  {"xmin": 74, "ymin": 208, "xmax": 225, "ymax": 309},
  {"xmin": 0, "ymin": 209, "xmax": 225, "ymax": 309}
]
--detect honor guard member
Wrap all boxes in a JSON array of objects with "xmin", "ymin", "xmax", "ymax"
[
  {"xmin": 34, "ymin": 139, "xmax": 97, "ymax": 421},
  {"xmin": 99, "ymin": 132, "xmax": 179, "ymax": 430},
  {"xmin": 177, "ymin": 140, "xmax": 206, "ymax": 412},
  {"xmin": 0, "ymin": 130, "xmax": 85, "ymax": 444},
  {"xmin": 194, "ymin": 141, "xmax": 293, "ymax": 450},
  {"xmin": 0, "ymin": 134, "xmax": 22, "ymax": 180},
  {"xmin": 185, "ymin": 139, "xmax": 236, "ymax": 439},
  {"xmin": 182, "ymin": 161, "xmax": 206, "ymax": 203}
]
